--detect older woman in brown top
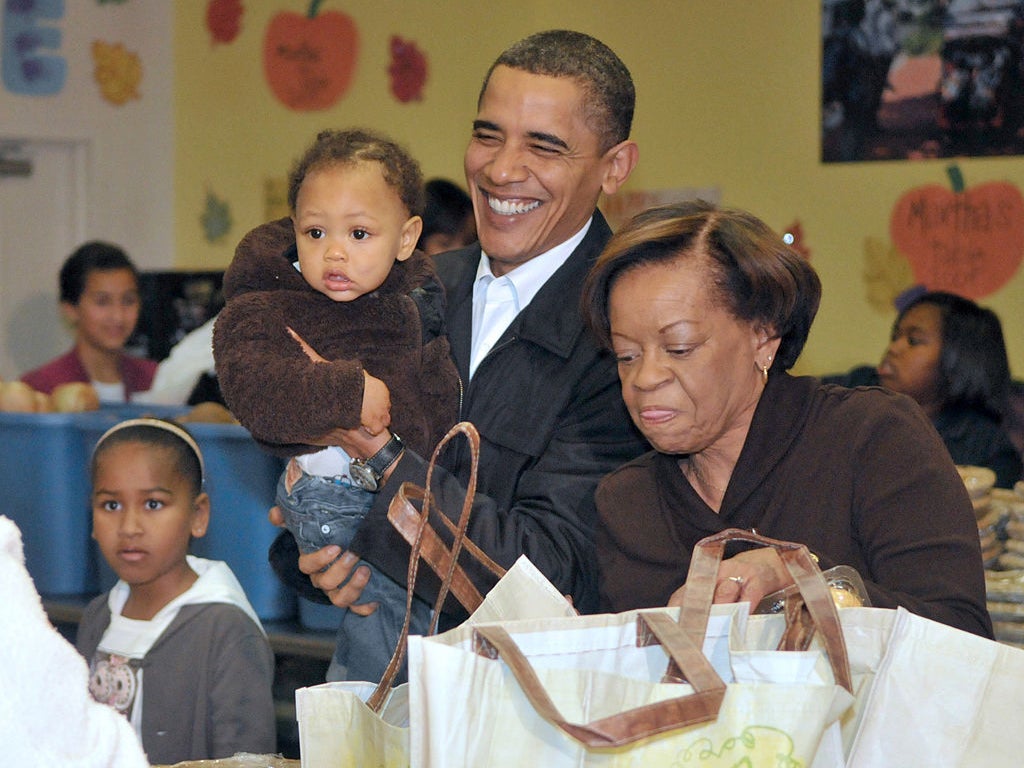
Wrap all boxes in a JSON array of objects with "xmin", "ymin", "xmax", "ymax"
[{"xmin": 582, "ymin": 200, "xmax": 992, "ymax": 638}]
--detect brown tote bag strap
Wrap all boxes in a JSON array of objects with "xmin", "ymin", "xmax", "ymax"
[
  {"xmin": 472, "ymin": 611, "xmax": 726, "ymax": 748},
  {"xmin": 368, "ymin": 422, "xmax": 491, "ymax": 711},
  {"xmin": 387, "ymin": 483, "xmax": 505, "ymax": 610},
  {"xmin": 677, "ymin": 528, "xmax": 853, "ymax": 693}
]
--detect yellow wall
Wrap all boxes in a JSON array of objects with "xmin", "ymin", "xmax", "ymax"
[{"xmin": 174, "ymin": 1, "xmax": 1024, "ymax": 376}]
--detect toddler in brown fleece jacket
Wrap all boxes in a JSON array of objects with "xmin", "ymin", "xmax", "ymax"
[{"xmin": 213, "ymin": 129, "xmax": 459, "ymax": 683}]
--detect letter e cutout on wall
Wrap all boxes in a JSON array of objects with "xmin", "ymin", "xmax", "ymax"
[{"xmin": 2, "ymin": 0, "xmax": 67, "ymax": 96}]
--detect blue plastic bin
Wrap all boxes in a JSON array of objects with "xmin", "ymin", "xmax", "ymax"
[
  {"xmin": 186, "ymin": 420, "xmax": 296, "ymax": 621},
  {"xmin": 78, "ymin": 408, "xmax": 297, "ymax": 621},
  {"xmin": 0, "ymin": 411, "xmax": 94, "ymax": 594}
]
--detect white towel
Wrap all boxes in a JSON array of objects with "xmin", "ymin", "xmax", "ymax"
[{"xmin": 0, "ymin": 515, "xmax": 150, "ymax": 767}]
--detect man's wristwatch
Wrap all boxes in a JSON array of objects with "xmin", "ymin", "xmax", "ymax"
[{"xmin": 350, "ymin": 433, "xmax": 404, "ymax": 492}]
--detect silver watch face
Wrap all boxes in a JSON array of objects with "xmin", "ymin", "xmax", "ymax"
[{"xmin": 349, "ymin": 461, "xmax": 380, "ymax": 492}]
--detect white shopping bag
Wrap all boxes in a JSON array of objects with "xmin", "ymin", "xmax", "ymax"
[
  {"xmin": 297, "ymin": 423, "xmax": 553, "ymax": 768},
  {"xmin": 296, "ymin": 681, "xmax": 409, "ymax": 768},
  {"xmin": 408, "ymin": 529, "xmax": 855, "ymax": 768},
  {"xmin": 296, "ymin": 555, "xmax": 577, "ymax": 768},
  {"xmin": 733, "ymin": 604, "xmax": 897, "ymax": 768},
  {"xmin": 846, "ymin": 606, "xmax": 1024, "ymax": 767},
  {"xmin": 747, "ymin": 602, "xmax": 1024, "ymax": 767}
]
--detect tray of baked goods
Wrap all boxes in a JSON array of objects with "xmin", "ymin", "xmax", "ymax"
[
  {"xmin": 989, "ymin": 485, "xmax": 1024, "ymax": 571},
  {"xmin": 987, "ymin": 569, "xmax": 1024, "ymax": 648},
  {"xmin": 962, "ymin": 470, "xmax": 1024, "ymax": 647},
  {"xmin": 980, "ymin": 481, "xmax": 1024, "ymax": 647},
  {"xmin": 958, "ymin": 467, "xmax": 1024, "ymax": 569}
]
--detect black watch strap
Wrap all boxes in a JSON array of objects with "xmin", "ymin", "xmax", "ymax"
[
  {"xmin": 350, "ymin": 433, "xmax": 404, "ymax": 491},
  {"xmin": 365, "ymin": 432, "xmax": 404, "ymax": 474}
]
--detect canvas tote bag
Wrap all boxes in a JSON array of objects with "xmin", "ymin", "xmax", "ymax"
[
  {"xmin": 842, "ymin": 605, "xmax": 1024, "ymax": 767},
  {"xmin": 680, "ymin": 528, "xmax": 860, "ymax": 768},
  {"xmin": 296, "ymin": 422, "xmax": 575, "ymax": 768},
  {"xmin": 295, "ymin": 556, "xmax": 577, "ymax": 768},
  {"xmin": 408, "ymin": 528, "xmax": 855, "ymax": 768},
  {"xmin": 727, "ymin": 534, "xmax": 1024, "ymax": 766}
]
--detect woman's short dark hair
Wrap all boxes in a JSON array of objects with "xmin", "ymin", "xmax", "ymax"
[
  {"xmin": 59, "ymin": 241, "xmax": 138, "ymax": 305},
  {"xmin": 582, "ymin": 200, "xmax": 822, "ymax": 370},
  {"xmin": 899, "ymin": 291, "xmax": 1011, "ymax": 419}
]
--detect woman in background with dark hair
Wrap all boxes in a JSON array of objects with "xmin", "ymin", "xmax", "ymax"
[
  {"xmin": 583, "ymin": 201, "xmax": 991, "ymax": 638},
  {"xmin": 826, "ymin": 291, "xmax": 1021, "ymax": 488},
  {"xmin": 20, "ymin": 241, "xmax": 157, "ymax": 403}
]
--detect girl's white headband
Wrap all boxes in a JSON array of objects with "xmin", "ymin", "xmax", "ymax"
[{"xmin": 94, "ymin": 417, "xmax": 205, "ymax": 484}]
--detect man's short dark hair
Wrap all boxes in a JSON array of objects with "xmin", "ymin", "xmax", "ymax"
[{"xmin": 479, "ymin": 30, "xmax": 635, "ymax": 152}]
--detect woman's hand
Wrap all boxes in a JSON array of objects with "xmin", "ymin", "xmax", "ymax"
[
  {"xmin": 667, "ymin": 547, "xmax": 793, "ymax": 608},
  {"xmin": 267, "ymin": 505, "xmax": 378, "ymax": 615}
]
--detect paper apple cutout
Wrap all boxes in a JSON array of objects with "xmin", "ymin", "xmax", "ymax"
[
  {"xmin": 388, "ymin": 35, "xmax": 427, "ymax": 103},
  {"xmin": 207, "ymin": 0, "xmax": 244, "ymax": 45},
  {"xmin": 263, "ymin": 1, "xmax": 358, "ymax": 111},
  {"xmin": 890, "ymin": 165, "xmax": 1024, "ymax": 298}
]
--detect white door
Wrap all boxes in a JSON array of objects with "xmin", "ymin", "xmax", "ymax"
[{"xmin": 0, "ymin": 138, "xmax": 88, "ymax": 381}]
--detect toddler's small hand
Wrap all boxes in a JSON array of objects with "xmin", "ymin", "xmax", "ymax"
[{"xmin": 361, "ymin": 372, "xmax": 392, "ymax": 435}]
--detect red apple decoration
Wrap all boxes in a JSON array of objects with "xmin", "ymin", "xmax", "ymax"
[
  {"xmin": 207, "ymin": 0, "xmax": 244, "ymax": 45},
  {"xmin": 263, "ymin": 1, "xmax": 359, "ymax": 111},
  {"xmin": 388, "ymin": 36, "xmax": 427, "ymax": 103},
  {"xmin": 890, "ymin": 165, "xmax": 1024, "ymax": 298}
]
